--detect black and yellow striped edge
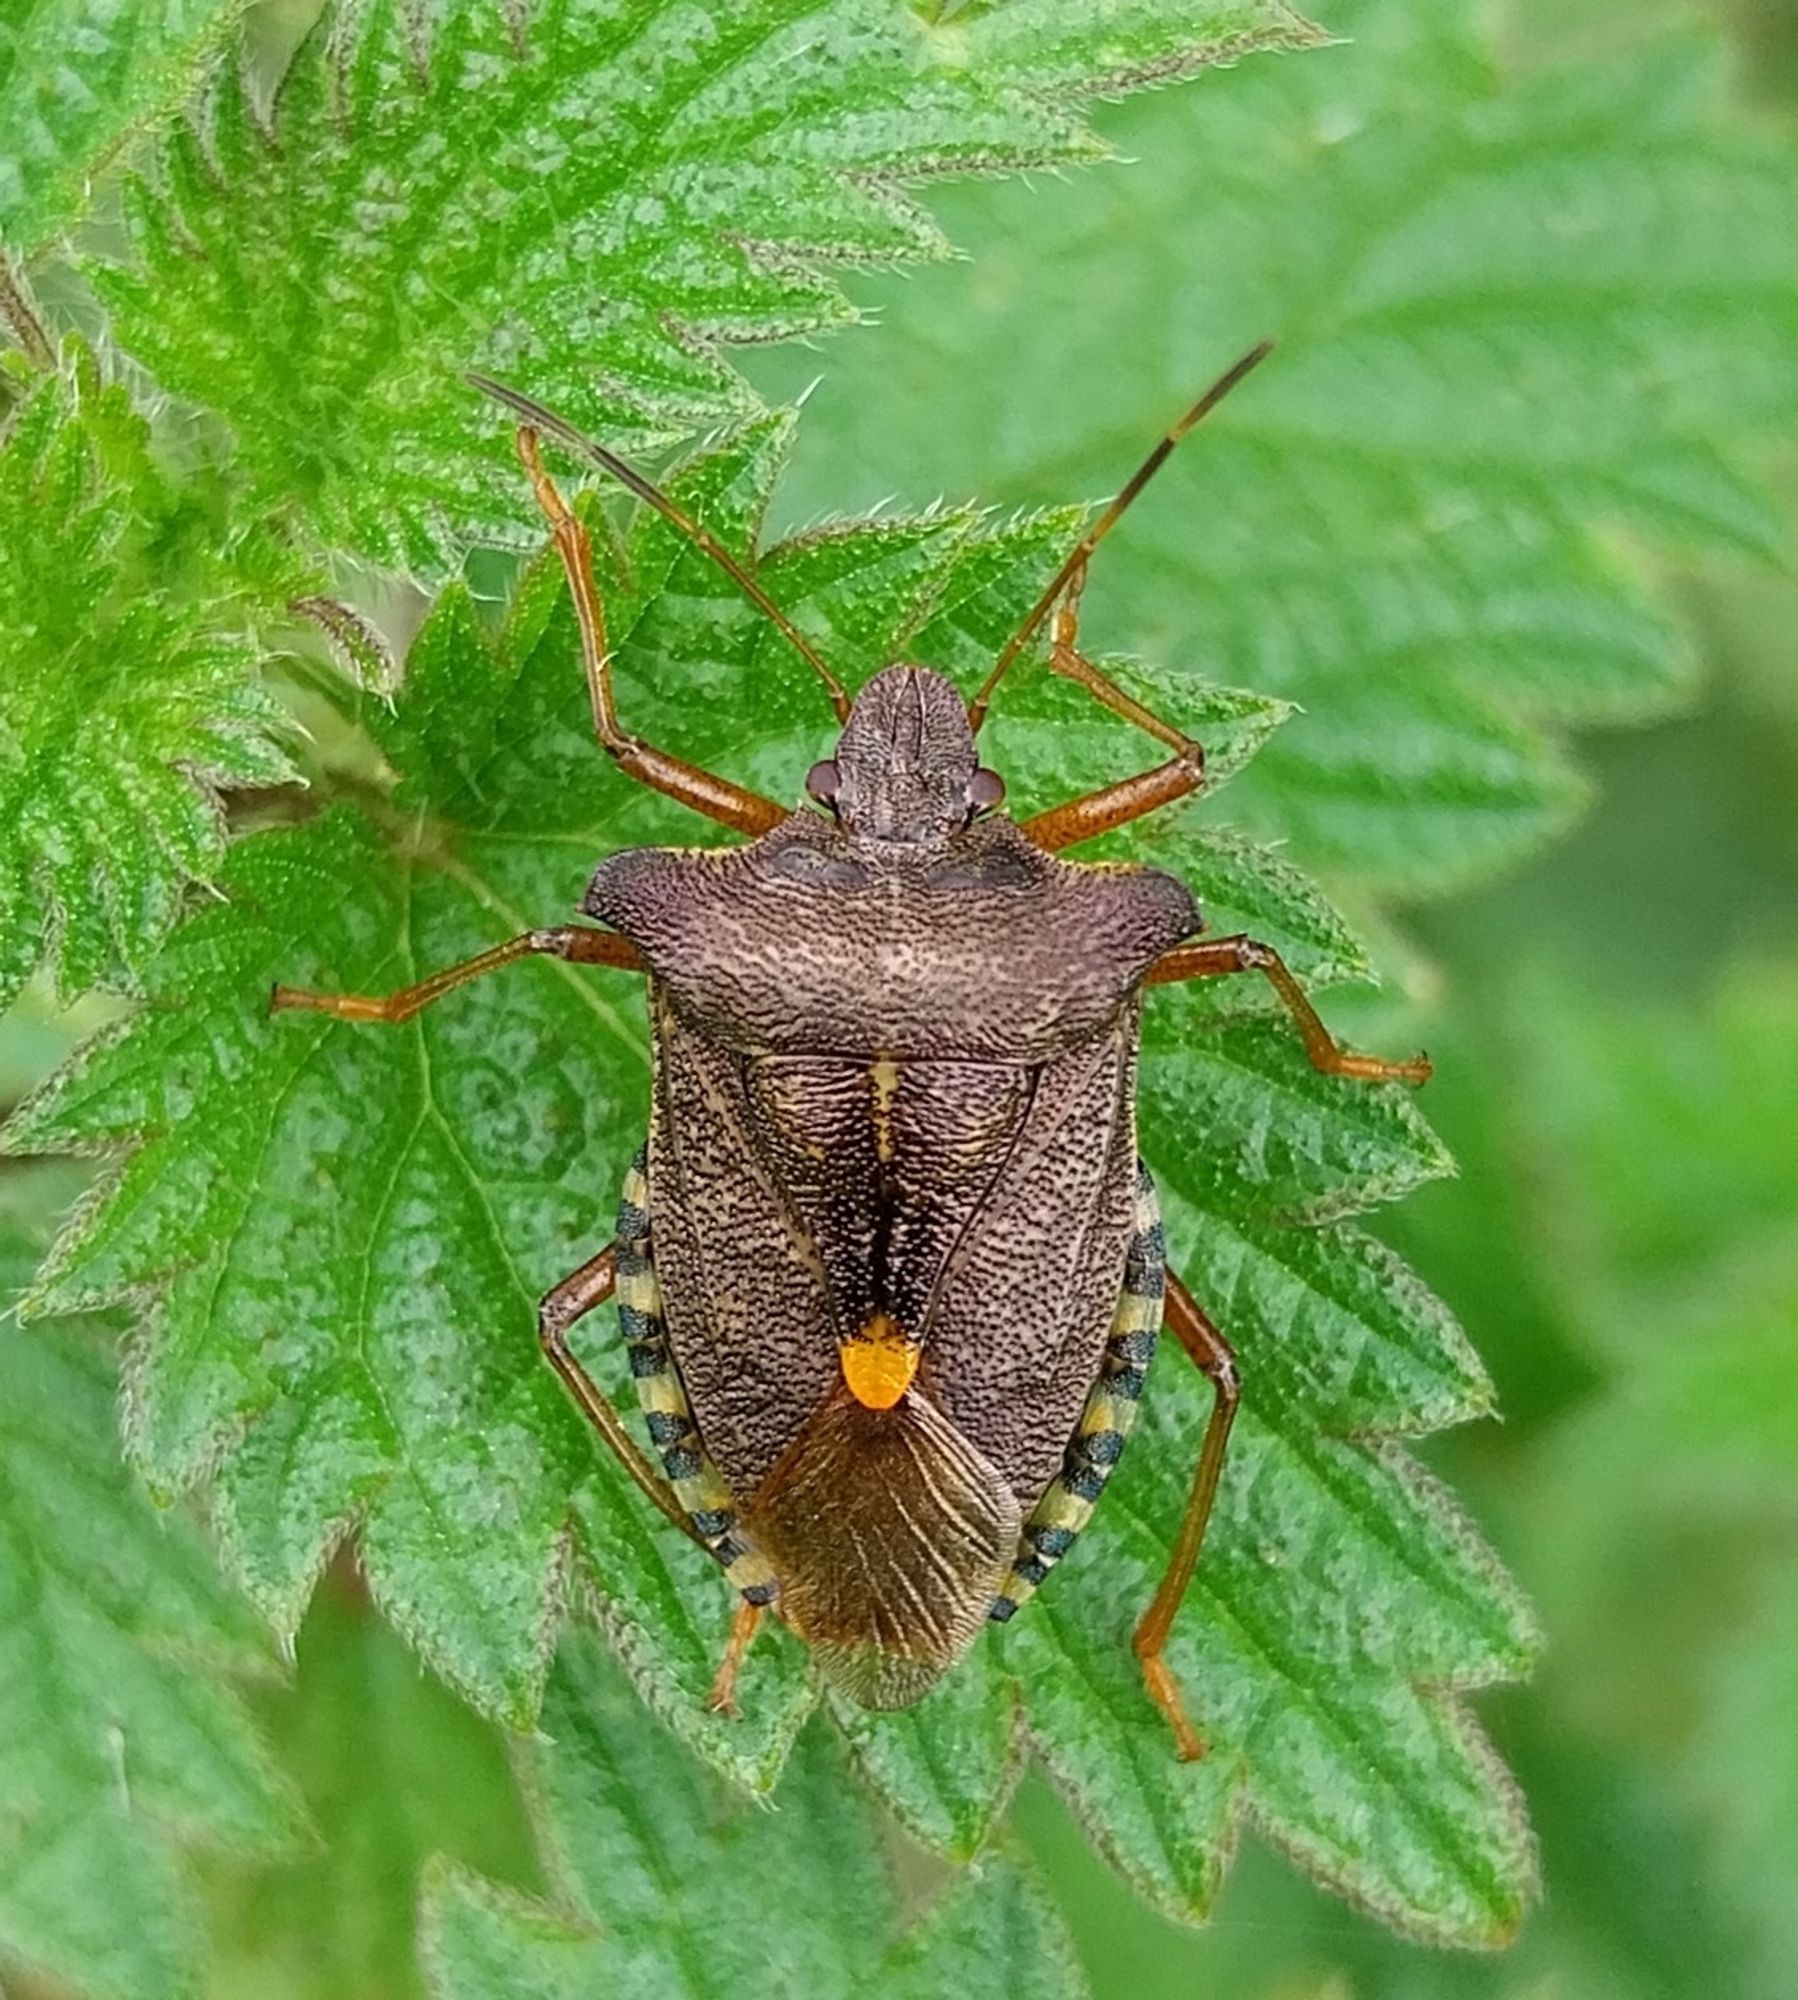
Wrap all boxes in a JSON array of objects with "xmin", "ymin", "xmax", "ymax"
[
  {"xmin": 617, "ymin": 1150, "xmax": 779, "ymax": 1606},
  {"xmin": 989, "ymin": 1158, "xmax": 1164, "ymax": 1620}
]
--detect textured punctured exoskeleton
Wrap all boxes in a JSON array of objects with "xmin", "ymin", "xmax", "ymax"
[{"xmin": 274, "ymin": 344, "xmax": 1429, "ymax": 1759}]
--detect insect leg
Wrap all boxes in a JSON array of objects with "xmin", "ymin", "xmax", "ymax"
[
  {"xmin": 1017, "ymin": 562, "xmax": 1208, "ymax": 854},
  {"xmin": 1020, "ymin": 761, "xmax": 1205, "ymax": 856},
  {"xmin": 539, "ymin": 1245, "xmax": 703, "ymax": 1543},
  {"xmin": 518, "ymin": 428, "xmax": 789, "ymax": 837},
  {"xmin": 1146, "ymin": 935, "xmax": 1431, "ymax": 1084},
  {"xmin": 705, "ymin": 1599, "xmax": 766, "ymax": 1717},
  {"xmin": 1132, "ymin": 1271, "xmax": 1240, "ymax": 1763},
  {"xmin": 271, "ymin": 925, "xmax": 643, "ymax": 1024},
  {"xmin": 474, "ymin": 372, "xmax": 851, "ymax": 722},
  {"xmin": 1048, "ymin": 559, "xmax": 1198, "ymax": 751}
]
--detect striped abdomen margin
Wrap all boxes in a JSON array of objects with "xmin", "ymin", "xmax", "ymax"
[
  {"xmin": 989, "ymin": 1158, "xmax": 1165, "ymax": 1622},
  {"xmin": 616, "ymin": 1149, "xmax": 779, "ymax": 1607}
]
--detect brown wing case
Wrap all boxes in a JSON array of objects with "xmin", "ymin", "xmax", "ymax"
[
  {"xmin": 645, "ymin": 985, "xmax": 839, "ymax": 1504},
  {"xmin": 646, "ymin": 989, "xmax": 1145, "ymax": 1697},
  {"xmin": 918, "ymin": 1015, "xmax": 1143, "ymax": 1508}
]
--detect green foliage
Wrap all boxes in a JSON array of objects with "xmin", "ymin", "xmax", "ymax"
[
  {"xmin": 0, "ymin": 1216, "xmax": 298, "ymax": 2000},
  {"xmin": 759, "ymin": 0, "xmax": 1798, "ymax": 894},
  {"xmin": 87, "ymin": 0, "xmax": 1313, "ymax": 567},
  {"xmin": 1514, "ymin": 956, "xmax": 1798, "ymax": 1312},
  {"xmin": 203, "ymin": 1583, "xmax": 537, "ymax": 2000},
  {"xmin": 0, "ymin": 0, "xmax": 245, "ymax": 252},
  {"xmin": 1705, "ymin": 1567, "xmax": 1798, "ymax": 2000},
  {"xmin": 421, "ymin": 1630, "xmax": 1090, "ymax": 2000},
  {"xmin": 5, "ymin": 419, "xmax": 1535, "ymax": 1942},
  {"xmin": 0, "ymin": 347, "xmax": 298, "ymax": 1016},
  {"xmin": 1513, "ymin": 959, "xmax": 1798, "ymax": 2000}
]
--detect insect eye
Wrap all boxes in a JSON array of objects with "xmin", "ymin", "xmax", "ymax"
[
  {"xmin": 967, "ymin": 767, "xmax": 1005, "ymax": 816},
  {"xmin": 806, "ymin": 759, "xmax": 842, "ymax": 810}
]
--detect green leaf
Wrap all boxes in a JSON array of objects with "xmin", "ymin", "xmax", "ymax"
[
  {"xmin": 420, "ymin": 1630, "xmax": 1090, "ymax": 2000},
  {"xmin": 1703, "ymin": 1567, "xmax": 1798, "ymax": 2000},
  {"xmin": 0, "ymin": 0, "xmax": 246, "ymax": 252},
  {"xmin": 87, "ymin": 0, "xmax": 1316, "ymax": 567},
  {"xmin": 1509, "ymin": 957, "xmax": 1798, "ymax": 1998},
  {"xmin": 0, "ymin": 1215, "xmax": 298, "ymax": 2000},
  {"xmin": 831, "ymin": 1634, "xmax": 1027, "ymax": 1862},
  {"xmin": 203, "ymin": 1580, "xmax": 537, "ymax": 2000},
  {"xmin": 757, "ymin": 0, "xmax": 1798, "ymax": 893},
  {"xmin": 1504, "ymin": 956, "xmax": 1798, "ymax": 1315},
  {"xmin": 0, "ymin": 346, "xmax": 298, "ymax": 1016},
  {"xmin": 4, "ymin": 420, "xmax": 1534, "ymax": 1939}
]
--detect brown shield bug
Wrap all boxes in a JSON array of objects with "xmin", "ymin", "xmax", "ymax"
[{"xmin": 273, "ymin": 343, "xmax": 1428, "ymax": 1759}]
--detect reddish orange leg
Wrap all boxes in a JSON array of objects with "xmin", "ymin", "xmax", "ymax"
[
  {"xmin": 516, "ymin": 429, "xmax": 787, "ymax": 837},
  {"xmin": 1147, "ymin": 934, "xmax": 1430, "ymax": 1085},
  {"xmin": 1019, "ymin": 559, "xmax": 1209, "ymax": 855},
  {"xmin": 705, "ymin": 1599, "xmax": 766, "ymax": 1717},
  {"xmin": 1133, "ymin": 1273, "xmax": 1240, "ymax": 1763},
  {"xmin": 1022, "ymin": 755, "xmax": 1205, "ymax": 854},
  {"xmin": 271, "ymin": 924, "xmax": 643, "ymax": 1024},
  {"xmin": 1046, "ymin": 560, "xmax": 1194, "ymax": 753},
  {"xmin": 538, "ymin": 1245, "xmax": 704, "ymax": 1547}
]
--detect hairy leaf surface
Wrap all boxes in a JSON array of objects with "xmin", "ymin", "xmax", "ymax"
[
  {"xmin": 89, "ymin": 0, "xmax": 1315, "ymax": 565},
  {"xmin": 422, "ymin": 1632, "xmax": 1090, "ymax": 2000},
  {"xmin": 0, "ymin": 349, "xmax": 297, "ymax": 1015},
  {"xmin": 0, "ymin": 0, "xmax": 244, "ymax": 251}
]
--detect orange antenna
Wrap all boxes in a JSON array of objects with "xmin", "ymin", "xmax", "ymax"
[
  {"xmin": 967, "ymin": 340, "xmax": 1274, "ymax": 736},
  {"xmin": 469, "ymin": 374, "xmax": 852, "ymax": 723}
]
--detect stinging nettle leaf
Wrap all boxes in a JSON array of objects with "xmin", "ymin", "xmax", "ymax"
[
  {"xmin": 84, "ymin": 0, "xmax": 1317, "ymax": 566},
  {"xmin": 831, "ymin": 1633, "xmax": 1028, "ymax": 1863},
  {"xmin": 4, "ymin": 419, "xmax": 1536, "ymax": 1942},
  {"xmin": 0, "ymin": 347, "xmax": 299, "ymax": 1017},
  {"xmin": 420, "ymin": 1631, "xmax": 1092, "ymax": 2000},
  {"xmin": 0, "ymin": 0, "xmax": 248, "ymax": 253},
  {"xmin": 201, "ymin": 1582, "xmax": 538, "ymax": 2000},
  {"xmin": 0, "ymin": 1219, "xmax": 300, "ymax": 2000}
]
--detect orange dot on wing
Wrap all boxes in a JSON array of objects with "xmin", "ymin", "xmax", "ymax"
[{"xmin": 841, "ymin": 1314, "xmax": 919, "ymax": 1411}]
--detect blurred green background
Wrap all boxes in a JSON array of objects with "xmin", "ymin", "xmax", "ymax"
[{"xmin": 4, "ymin": 0, "xmax": 1795, "ymax": 1994}]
